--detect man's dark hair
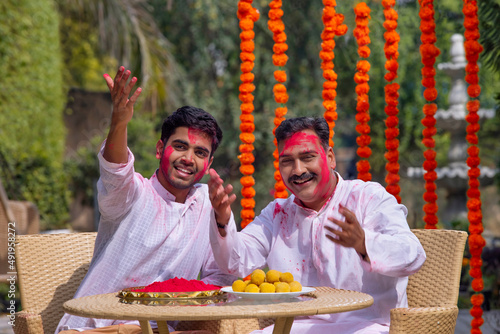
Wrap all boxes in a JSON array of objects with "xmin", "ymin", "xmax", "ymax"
[
  {"xmin": 275, "ymin": 117, "xmax": 330, "ymax": 150},
  {"xmin": 161, "ymin": 106, "xmax": 223, "ymax": 155}
]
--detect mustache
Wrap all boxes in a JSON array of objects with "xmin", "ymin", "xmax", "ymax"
[{"xmin": 288, "ymin": 172, "xmax": 316, "ymax": 183}]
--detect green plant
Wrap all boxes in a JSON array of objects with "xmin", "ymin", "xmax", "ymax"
[{"xmin": 0, "ymin": 0, "xmax": 68, "ymax": 229}]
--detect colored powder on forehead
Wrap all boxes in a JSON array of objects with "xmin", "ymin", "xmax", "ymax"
[
  {"xmin": 188, "ymin": 128, "xmax": 199, "ymax": 143},
  {"xmin": 281, "ymin": 132, "xmax": 320, "ymax": 155},
  {"xmin": 188, "ymin": 128, "xmax": 210, "ymax": 145},
  {"xmin": 132, "ymin": 277, "xmax": 221, "ymax": 292}
]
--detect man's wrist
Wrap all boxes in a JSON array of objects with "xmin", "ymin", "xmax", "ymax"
[{"xmin": 216, "ymin": 222, "xmax": 226, "ymax": 229}]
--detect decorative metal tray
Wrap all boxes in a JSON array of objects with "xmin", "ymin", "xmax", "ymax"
[{"xmin": 117, "ymin": 286, "xmax": 227, "ymax": 306}]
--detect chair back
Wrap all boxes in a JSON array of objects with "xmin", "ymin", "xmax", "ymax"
[
  {"xmin": 407, "ymin": 229, "xmax": 468, "ymax": 307},
  {"xmin": 15, "ymin": 232, "xmax": 97, "ymax": 334},
  {"xmin": 1, "ymin": 179, "xmax": 16, "ymax": 281}
]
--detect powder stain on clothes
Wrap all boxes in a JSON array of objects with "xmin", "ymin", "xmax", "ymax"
[{"xmin": 274, "ymin": 203, "xmax": 291, "ymax": 238}]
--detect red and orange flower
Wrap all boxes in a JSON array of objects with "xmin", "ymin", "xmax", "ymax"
[
  {"xmin": 238, "ymin": 0, "xmax": 260, "ymax": 228},
  {"xmin": 268, "ymin": 0, "xmax": 289, "ymax": 199},
  {"xmin": 419, "ymin": 0, "xmax": 440, "ymax": 228},
  {"xmin": 320, "ymin": 0, "xmax": 348, "ymax": 147},
  {"xmin": 354, "ymin": 2, "xmax": 372, "ymax": 182},
  {"xmin": 382, "ymin": 0, "xmax": 401, "ymax": 203},
  {"xmin": 463, "ymin": 0, "xmax": 485, "ymax": 330}
]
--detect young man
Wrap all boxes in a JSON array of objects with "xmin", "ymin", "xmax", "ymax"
[
  {"xmin": 57, "ymin": 67, "xmax": 234, "ymax": 334},
  {"xmin": 208, "ymin": 117, "xmax": 426, "ymax": 334}
]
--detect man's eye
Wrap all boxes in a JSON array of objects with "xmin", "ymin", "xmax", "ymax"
[
  {"xmin": 302, "ymin": 155, "xmax": 314, "ymax": 162},
  {"xmin": 280, "ymin": 159, "xmax": 292, "ymax": 164},
  {"xmin": 196, "ymin": 150, "xmax": 208, "ymax": 158},
  {"xmin": 173, "ymin": 144, "xmax": 186, "ymax": 150}
]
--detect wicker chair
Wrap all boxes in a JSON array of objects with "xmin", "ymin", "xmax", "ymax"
[
  {"xmin": 13, "ymin": 232, "xmax": 263, "ymax": 334},
  {"xmin": 14, "ymin": 229, "xmax": 467, "ymax": 334},
  {"xmin": 389, "ymin": 229, "xmax": 468, "ymax": 334},
  {"xmin": 14, "ymin": 233, "xmax": 97, "ymax": 334}
]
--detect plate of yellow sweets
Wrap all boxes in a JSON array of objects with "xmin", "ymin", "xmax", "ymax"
[{"xmin": 221, "ymin": 269, "xmax": 315, "ymax": 300}]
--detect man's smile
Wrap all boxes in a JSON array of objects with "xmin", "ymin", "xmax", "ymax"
[{"xmin": 174, "ymin": 165, "xmax": 195, "ymax": 176}]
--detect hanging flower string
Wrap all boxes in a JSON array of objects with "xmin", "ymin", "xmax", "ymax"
[
  {"xmin": 382, "ymin": 0, "xmax": 401, "ymax": 203},
  {"xmin": 268, "ymin": 0, "xmax": 289, "ymax": 199},
  {"xmin": 463, "ymin": 0, "xmax": 485, "ymax": 331},
  {"xmin": 237, "ymin": 0, "xmax": 260, "ymax": 228},
  {"xmin": 353, "ymin": 2, "xmax": 372, "ymax": 182},
  {"xmin": 320, "ymin": 0, "xmax": 348, "ymax": 147},
  {"xmin": 419, "ymin": 0, "xmax": 440, "ymax": 229}
]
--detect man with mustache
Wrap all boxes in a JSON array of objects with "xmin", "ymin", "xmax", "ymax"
[
  {"xmin": 208, "ymin": 117, "xmax": 426, "ymax": 334},
  {"xmin": 57, "ymin": 67, "xmax": 234, "ymax": 334}
]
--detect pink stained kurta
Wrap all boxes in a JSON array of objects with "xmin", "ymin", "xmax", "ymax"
[
  {"xmin": 209, "ymin": 173, "xmax": 426, "ymax": 334},
  {"xmin": 56, "ymin": 148, "xmax": 234, "ymax": 333}
]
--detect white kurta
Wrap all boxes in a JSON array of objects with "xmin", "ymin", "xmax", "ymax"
[
  {"xmin": 56, "ymin": 148, "xmax": 234, "ymax": 333},
  {"xmin": 209, "ymin": 173, "xmax": 426, "ymax": 334}
]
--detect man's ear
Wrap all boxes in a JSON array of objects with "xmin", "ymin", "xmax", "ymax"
[
  {"xmin": 156, "ymin": 140, "xmax": 164, "ymax": 159},
  {"xmin": 204, "ymin": 156, "xmax": 214, "ymax": 174},
  {"xmin": 328, "ymin": 147, "xmax": 336, "ymax": 170}
]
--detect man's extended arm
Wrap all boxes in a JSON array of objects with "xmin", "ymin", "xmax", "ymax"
[{"xmin": 102, "ymin": 66, "xmax": 142, "ymax": 163}]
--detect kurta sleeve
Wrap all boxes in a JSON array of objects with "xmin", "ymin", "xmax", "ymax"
[
  {"xmin": 359, "ymin": 183, "xmax": 426, "ymax": 277},
  {"xmin": 96, "ymin": 144, "xmax": 141, "ymax": 222},
  {"xmin": 209, "ymin": 203, "xmax": 275, "ymax": 277}
]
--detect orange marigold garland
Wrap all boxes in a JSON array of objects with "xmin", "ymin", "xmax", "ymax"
[
  {"xmin": 353, "ymin": 3, "xmax": 372, "ymax": 182},
  {"xmin": 238, "ymin": 0, "xmax": 260, "ymax": 228},
  {"xmin": 269, "ymin": 0, "xmax": 289, "ymax": 199},
  {"xmin": 463, "ymin": 0, "xmax": 485, "ymax": 331},
  {"xmin": 382, "ymin": 0, "xmax": 401, "ymax": 203},
  {"xmin": 320, "ymin": 0, "xmax": 348, "ymax": 147},
  {"xmin": 419, "ymin": 0, "xmax": 440, "ymax": 229}
]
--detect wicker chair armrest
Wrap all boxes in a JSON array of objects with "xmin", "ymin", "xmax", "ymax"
[
  {"xmin": 389, "ymin": 305, "xmax": 458, "ymax": 334},
  {"xmin": 12, "ymin": 311, "xmax": 44, "ymax": 334}
]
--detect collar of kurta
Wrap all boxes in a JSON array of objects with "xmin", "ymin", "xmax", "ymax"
[{"xmin": 151, "ymin": 169, "xmax": 201, "ymax": 204}]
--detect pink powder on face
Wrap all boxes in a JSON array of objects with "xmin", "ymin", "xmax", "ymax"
[
  {"xmin": 280, "ymin": 132, "xmax": 319, "ymax": 157},
  {"xmin": 281, "ymin": 131, "xmax": 331, "ymax": 199},
  {"xmin": 314, "ymin": 145, "xmax": 331, "ymax": 197},
  {"xmin": 132, "ymin": 277, "xmax": 221, "ymax": 292},
  {"xmin": 188, "ymin": 128, "xmax": 201, "ymax": 145},
  {"xmin": 193, "ymin": 158, "xmax": 209, "ymax": 183},
  {"xmin": 160, "ymin": 146, "xmax": 174, "ymax": 175},
  {"xmin": 188, "ymin": 128, "xmax": 211, "ymax": 182}
]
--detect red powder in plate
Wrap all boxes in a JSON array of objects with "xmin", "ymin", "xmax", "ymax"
[{"xmin": 132, "ymin": 277, "xmax": 221, "ymax": 292}]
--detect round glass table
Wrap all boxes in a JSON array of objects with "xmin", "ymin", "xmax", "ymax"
[{"xmin": 63, "ymin": 286, "xmax": 374, "ymax": 334}]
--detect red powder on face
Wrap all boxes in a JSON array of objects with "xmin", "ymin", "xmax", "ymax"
[
  {"xmin": 280, "ymin": 132, "xmax": 319, "ymax": 156},
  {"xmin": 132, "ymin": 277, "xmax": 221, "ymax": 292}
]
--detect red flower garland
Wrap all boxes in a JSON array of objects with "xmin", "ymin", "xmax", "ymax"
[
  {"xmin": 320, "ymin": 0, "xmax": 348, "ymax": 147},
  {"xmin": 463, "ymin": 0, "xmax": 485, "ymax": 331},
  {"xmin": 382, "ymin": 0, "xmax": 401, "ymax": 203},
  {"xmin": 419, "ymin": 0, "xmax": 440, "ymax": 229},
  {"xmin": 269, "ymin": 0, "xmax": 289, "ymax": 199},
  {"xmin": 238, "ymin": 0, "xmax": 260, "ymax": 228},
  {"xmin": 353, "ymin": 3, "xmax": 372, "ymax": 182}
]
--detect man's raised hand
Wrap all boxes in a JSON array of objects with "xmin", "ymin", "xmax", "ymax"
[
  {"xmin": 103, "ymin": 66, "xmax": 142, "ymax": 127},
  {"xmin": 208, "ymin": 169, "xmax": 237, "ymax": 227},
  {"xmin": 102, "ymin": 66, "xmax": 142, "ymax": 164}
]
